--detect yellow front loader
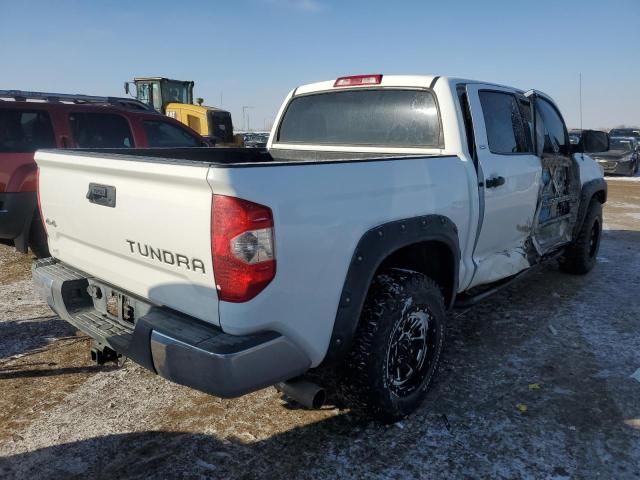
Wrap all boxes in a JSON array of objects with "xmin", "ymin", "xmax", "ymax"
[{"xmin": 125, "ymin": 77, "xmax": 234, "ymax": 144}]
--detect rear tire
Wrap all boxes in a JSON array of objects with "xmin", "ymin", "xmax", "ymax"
[
  {"xmin": 560, "ymin": 200, "xmax": 602, "ymax": 274},
  {"xmin": 28, "ymin": 213, "xmax": 50, "ymax": 258},
  {"xmin": 339, "ymin": 269, "xmax": 445, "ymax": 422}
]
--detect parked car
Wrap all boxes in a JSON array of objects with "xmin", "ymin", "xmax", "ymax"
[
  {"xmin": 33, "ymin": 74, "xmax": 608, "ymax": 421},
  {"xmin": 243, "ymin": 132, "xmax": 270, "ymax": 148},
  {"xmin": 591, "ymin": 137, "xmax": 639, "ymax": 176},
  {"xmin": 609, "ymin": 127, "xmax": 640, "ymax": 141},
  {"xmin": 0, "ymin": 90, "xmax": 209, "ymax": 257}
]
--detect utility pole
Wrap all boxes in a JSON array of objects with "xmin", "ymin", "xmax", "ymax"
[
  {"xmin": 242, "ymin": 106, "xmax": 255, "ymax": 131},
  {"xmin": 579, "ymin": 72, "xmax": 583, "ymax": 130}
]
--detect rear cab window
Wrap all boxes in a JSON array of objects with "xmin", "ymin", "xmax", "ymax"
[
  {"xmin": 0, "ymin": 108, "xmax": 56, "ymax": 152},
  {"xmin": 276, "ymin": 89, "xmax": 443, "ymax": 147},
  {"xmin": 143, "ymin": 120, "xmax": 201, "ymax": 147},
  {"xmin": 69, "ymin": 112, "xmax": 134, "ymax": 148}
]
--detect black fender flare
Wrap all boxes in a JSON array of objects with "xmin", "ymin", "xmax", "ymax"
[
  {"xmin": 323, "ymin": 214, "xmax": 460, "ymax": 364},
  {"xmin": 573, "ymin": 178, "xmax": 607, "ymax": 239}
]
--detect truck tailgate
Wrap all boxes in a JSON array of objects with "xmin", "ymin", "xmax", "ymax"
[{"xmin": 35, "ymin": 151, "xmax": 218, "ymax": 325}]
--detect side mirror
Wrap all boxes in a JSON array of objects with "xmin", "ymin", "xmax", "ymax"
[
  {"xmin": 574, "ymin": 130, "xmax": 610, "ymax": 154},
  {"xmin": 124, "ymin": 82, "xmax": 137, "ymax": 98}
]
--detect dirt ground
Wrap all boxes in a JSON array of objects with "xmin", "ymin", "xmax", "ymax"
[{"xmin": 0, "ymin": 179, "xmax": 639, "ymax": 479}]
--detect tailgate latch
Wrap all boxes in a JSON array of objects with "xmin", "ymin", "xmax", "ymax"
[{"xmin": 86, "ymin": 183, "xmax": 116, "ymax": 208}]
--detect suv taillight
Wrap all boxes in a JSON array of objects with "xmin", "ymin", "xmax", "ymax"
[{"xmin": 212, "ymin": 195, "xmax": 276, "ymax": 302}]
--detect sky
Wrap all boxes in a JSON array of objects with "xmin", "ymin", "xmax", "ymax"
[{"xmin": 1, "ymin": 0, "xmax": 638, "ymax": 131}]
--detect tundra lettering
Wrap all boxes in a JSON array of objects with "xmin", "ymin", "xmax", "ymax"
[{"xmin": 125, "ymin": 239, "xmax": 206, "ymax": 273}]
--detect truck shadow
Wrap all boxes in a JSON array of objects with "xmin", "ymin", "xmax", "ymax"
[
  {"xmin": 0, "ymin": 316, "xmax": 76, "ymax": 361},
  {"xmin": 0, "ymin": 364, "xmax": 115, "ymax": 380},
  {"xmin": 0, "ymin": 419, "xmax": 365, "ymax": 480}
]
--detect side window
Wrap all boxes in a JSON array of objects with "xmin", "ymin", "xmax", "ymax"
[
  {"xmin": 0, "ymin": 109, "xmax": 55, "ymax": 153},
  {"xmin": 151, "ymin": 83, "xmax": 162, "ymax": 112},
  {"xmin": 479, "ymin": 91, "xmax": 531, "ymax": 154},
  {"xmin": 534, "ymin": 99, "xmax": 568, "ymax": 155},
  {"xmin": 143, "ymin": 120, "xmax": 201, "ymax": 147},
  {"xmin": 69, "ymin": 113, "xmax": 134, "ymax": 148}
]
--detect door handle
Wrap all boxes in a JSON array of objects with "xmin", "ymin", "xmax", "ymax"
[{"xmin": 485, "ymin": 176, "xmax": 505, "ymax": 188}]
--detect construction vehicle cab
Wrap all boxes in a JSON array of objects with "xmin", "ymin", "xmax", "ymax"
[{"xmin": 125, "ymin": 77, "xmax": 194, "ymax": 113}]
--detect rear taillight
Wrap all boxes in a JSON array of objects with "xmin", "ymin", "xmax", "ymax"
[
  {"xmin": 36, "ymin": 167, "xmax": 47, "ymax": 236},
  {"xmin": 212, "ymin": 195, "xmax": 275, "ymax": 302},
  {"xmin": 334, "ymin": 74, "xmax": 383, "ymax": 87}
]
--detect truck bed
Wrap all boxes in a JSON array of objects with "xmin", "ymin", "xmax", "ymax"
[{"xmin": 67, "ymin": 147, "xmax": 416, "ymax": 167}]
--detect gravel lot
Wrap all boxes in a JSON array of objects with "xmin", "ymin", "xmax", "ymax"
[{"xmin": 1, "ymin": 179, "xmax": 639, "ymax": 479}]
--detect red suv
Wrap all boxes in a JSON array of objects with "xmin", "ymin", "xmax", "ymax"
[{"xmin": 0, "ymin": 90, "xmax": 209, "ymax": 257}]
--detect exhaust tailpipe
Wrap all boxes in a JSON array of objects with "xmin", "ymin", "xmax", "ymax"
[{"xmin": 276, "ymin": 378, "xmax": 326, "ymax": 409}]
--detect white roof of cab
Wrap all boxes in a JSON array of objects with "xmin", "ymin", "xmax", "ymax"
[
  {"xmin": 295, "ymin": 75, "xmax": 439, "ymax": 95},
  {"xmin": 294, "ymin": 74, "xmax": 535, "ymax": 96}
]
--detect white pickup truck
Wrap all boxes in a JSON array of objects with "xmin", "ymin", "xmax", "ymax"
[{"xmin": 33, "ymin": 74, "xmax": 608, "ymax": 421}]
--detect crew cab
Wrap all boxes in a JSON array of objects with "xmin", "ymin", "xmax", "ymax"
[
  {"xmin": 0, "ymin": 90, "xmax": 209, "ymax": 258},
  {"xmin": 33, "ymin": 75, "xmax": 608, "ymax": 421}
]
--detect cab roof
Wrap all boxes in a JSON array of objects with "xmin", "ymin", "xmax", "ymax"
[{"xmin": 294, "ymin": 74, "xmax": 534, "ymax": 97}]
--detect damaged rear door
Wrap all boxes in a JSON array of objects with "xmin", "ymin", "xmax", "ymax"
[{"xmin": 465, "ymin": 84, "xmax": 541, "ymax": 287}]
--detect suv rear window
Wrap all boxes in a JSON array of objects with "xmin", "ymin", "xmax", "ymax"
[
  {"xmin": 0, "ymin": 109, "xmax": 55, "ymax": 153},
  {"xmin": 277, "ymin": 89, "xmax": 442, "ymax": 147},
  {"xmin": 70, "ymin": 112, "xmax": 134, "ymax": 148},
  {"xmin": 143, "ymin": 120, "xmax": 201, "ymax": 147}
]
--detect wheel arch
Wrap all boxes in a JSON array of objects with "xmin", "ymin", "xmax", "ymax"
[
  {"xmin": 574, "ymin": 178, "xmax": 607, "ymax": 240},
  {"xmin": 323, "ymin": 214, "xmax": 460, "ymax": 364}
]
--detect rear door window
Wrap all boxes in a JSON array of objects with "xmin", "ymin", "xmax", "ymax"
[
  {"xmin": 143, "ymin": 120, "xmax": 201, "ymax": 147},
  {"xmin": 277, "ymin": 89, "xmax": 442, "ymax": 147},
  {"xmin": 69, "ymin": 112, "xmax": 134, "ymax": 148},
  {"xmin": 478, "ymin": 91, "xmax": 530, "ymax": 154},
  {"xmin": 0, "ymin": 109, "xmax": 56, "ymax": 152}
]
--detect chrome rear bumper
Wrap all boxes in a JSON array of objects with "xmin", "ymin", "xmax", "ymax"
[{"xmin": 33, "ymin": 258, "xmax": 310, "ymax": 398}]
